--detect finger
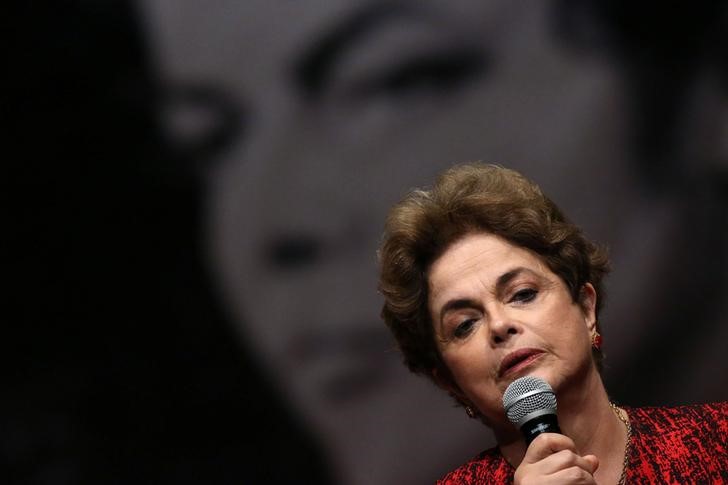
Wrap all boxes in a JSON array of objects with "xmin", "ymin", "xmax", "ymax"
[
  {"xmin": 583, "ymin": 454, "xmax": 599, "ymax": 473},
  {"xmin": 533, "ymin": 449, "xmax": 600, "ymax": 476},
  {"xmin": 523, "ymin": 433, "xmax": 577, "ymax": 464},
  {"xmin": 548, "ymin": 466, "xmax": 597, "ymax": 484}
]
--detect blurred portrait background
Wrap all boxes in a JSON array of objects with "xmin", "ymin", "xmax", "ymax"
[{"xmin": 8, "ymin": 1, "xmax": 727, "ymax": 484}]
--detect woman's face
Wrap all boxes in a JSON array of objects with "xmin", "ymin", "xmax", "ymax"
[{"xmin": 429, "ymin": 232, "xmax": 597, "ymax": 432}]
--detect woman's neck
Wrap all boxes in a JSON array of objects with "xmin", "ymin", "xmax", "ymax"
[{"xmin": 497, "ymin": 372, "xmax": 628, "ymax": 483}]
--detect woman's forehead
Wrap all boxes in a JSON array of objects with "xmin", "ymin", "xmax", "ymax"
[{"xmin": 428, "ymin": 234, "xmax": 550, "ymax": 294}]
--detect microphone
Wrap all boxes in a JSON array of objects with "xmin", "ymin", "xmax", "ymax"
[{"xmin": 502, "ymin": 376, "xmax": 561, "ymax": 445}]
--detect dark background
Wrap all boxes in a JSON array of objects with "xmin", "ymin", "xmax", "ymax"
[{"xmin": 7, "ymin": 1, "xmax": 727, "ymax": 484}]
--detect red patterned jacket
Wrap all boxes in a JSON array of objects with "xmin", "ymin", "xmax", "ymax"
[{"xmin": 437, "ymin": 402, "xmax": 728, "ymax": 484}]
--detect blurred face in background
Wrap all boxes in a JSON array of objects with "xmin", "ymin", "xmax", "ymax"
[{"xmin": 144, "ymin": 1, "xmax": 635, "ymax": 483}]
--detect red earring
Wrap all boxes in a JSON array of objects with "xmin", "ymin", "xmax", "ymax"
[{"xmin": 592, "ymin": 332, "xmax": 603, "ymax": 350}]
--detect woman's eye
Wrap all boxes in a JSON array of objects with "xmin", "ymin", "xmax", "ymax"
[
  {"xmin": 453, "ymin": 319, "xmax": 477, "ymax": 339},
  {"xmin": 511, "ymin": 288, "xmax": 537, "ymax": 304}
]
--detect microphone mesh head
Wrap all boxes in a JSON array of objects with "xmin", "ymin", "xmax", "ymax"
[{"xmin": 502, "ymin": 376, "xmax": 557, "ymax": 425}]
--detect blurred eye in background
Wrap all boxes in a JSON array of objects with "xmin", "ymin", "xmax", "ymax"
[
  {"xmin": 292, "ymin": 4, "xmax": 490, "ymax": 113},
  {"xmin": 158, "ymin": 82, "xmax": 246, "ymax": 174},
  {"xmin": 265, "ymin": 233, "xmax": 323, "ymax": 271}
]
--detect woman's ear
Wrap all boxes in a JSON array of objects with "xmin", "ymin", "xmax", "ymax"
[
  {"xmin": 580, "ymin": 282, "xmax": 597, "ymax": 332},
  {"xmin": 431, "ymin": 366, "xmax": 465, "ymax": 400},
  {"xmin": 432, "ymin": 366, "xmax": 485, "ymax": 421}
]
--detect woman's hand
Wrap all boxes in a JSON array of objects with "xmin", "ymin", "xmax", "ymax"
[{"xmin": 514, "ymin": 433, "xmax": 599, "ymax": 485}]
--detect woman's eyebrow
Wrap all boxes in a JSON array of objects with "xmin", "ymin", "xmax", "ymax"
[
  {"xmin": 439, "ymin": 298, "xmax": 480, "ymax": 326},
  {"xmin": 495, "ymin": 267, "xmax": 541, "ymax": 296},
  {"xmin": 292, "ymin": 3, "xmax": 417, "ymax": 98}
]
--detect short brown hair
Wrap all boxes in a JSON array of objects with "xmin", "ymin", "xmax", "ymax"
[{"xmin": 378, "ymin": 163, "xmax": 610, "ymax": 378}]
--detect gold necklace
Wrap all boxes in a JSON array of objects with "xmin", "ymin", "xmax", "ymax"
[{"xmin": 609, "ymin": 402, "xmax": 632, "ymax": 485}]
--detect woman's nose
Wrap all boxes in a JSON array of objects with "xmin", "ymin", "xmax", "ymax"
[{"xmin": 488, "ymin": 308, "xmax": 520, "ymax": 345}]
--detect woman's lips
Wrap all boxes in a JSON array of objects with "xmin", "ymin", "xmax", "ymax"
[{"xmin": 499, "ymin": 348, "xmax": 545, "ymax": 377}]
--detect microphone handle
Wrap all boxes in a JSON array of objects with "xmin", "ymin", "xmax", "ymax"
[{"xmin": 521, "ymin": 413, "xmax": 561, "ymax": 445}]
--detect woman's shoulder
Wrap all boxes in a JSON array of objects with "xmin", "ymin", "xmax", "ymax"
[
  {"xmin": 627, "ymin": 401, "xmax": 728, "ymax": 431},
  {"xmin": 624, "ymin": 401, "xmax": 728, "ymax": 482},
  {"xmin": 436, "ymin": 446, "xmax": 513, "ymax": 485}
]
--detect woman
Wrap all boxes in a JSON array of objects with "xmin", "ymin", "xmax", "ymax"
[
  {"xmin": 145, "ymin": 0, "xmax": 727, "ymax": 481},
  {"xmin": 378, "ymin": 163, "xmax": 728, "ymax": 483},
  {"xmin": 184, "ymin": 3, "xmax": 636, "ymax": 483}
]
